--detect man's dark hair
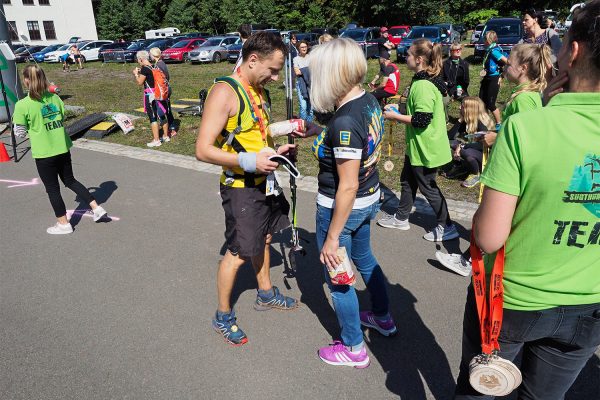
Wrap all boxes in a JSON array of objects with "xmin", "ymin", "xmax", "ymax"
[
  {"xmin": 238, "ymin": 24, "xmax": 252, "ymax": 40},
  {"xmin": 242, "ymin": 31, "xmax": 287, "ymax": 62},
  {"xmin": 569, "ymin": 0, "xmax": 600, "ymax": 71}
]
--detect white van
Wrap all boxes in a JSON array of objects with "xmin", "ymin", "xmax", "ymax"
[{"xmin": 145, "ymin": 28, "xmax": 180, "ymax": 39}]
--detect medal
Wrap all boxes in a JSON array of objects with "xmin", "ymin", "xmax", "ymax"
[
  {"xmin": 383, "ymin": 160, "xmax": 394, "ymax": 171},
  {"xmin": 469, "ymin": 353, "xmax": 522, "ymax": 396},
  {"xmin": 479, "ymin": 69, "xmax": 487, "ymax": 77}
]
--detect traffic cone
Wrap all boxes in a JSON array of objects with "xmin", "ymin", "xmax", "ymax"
[{"xmin": 0, "ymin": 142, "xmax": 11, "ymax": 162}]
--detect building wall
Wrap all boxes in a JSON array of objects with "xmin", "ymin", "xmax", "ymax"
[{"xmin": 2, "ymin": 0, "xmax": 98, "ymax": 45}]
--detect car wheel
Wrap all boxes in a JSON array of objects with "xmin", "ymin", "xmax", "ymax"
[
  {"xmin": 213, "ymin": 53, "xmax": 221, "ymax": 63},
  {"xmin": 81, "ymin": 55, "xmax": 86, "ymax": 63},
  {"xmin": 184, "ymin": 53, "xmax": 191, "ymax": 64}
]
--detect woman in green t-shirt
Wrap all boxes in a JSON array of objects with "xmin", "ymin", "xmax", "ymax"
[
  {"xmin": 378, "ymin": 39, "xmax": 458, "ymax": 242},
  {"xmin": 12, "ymin": 65, "xmax": 109, "ymax": 234}
]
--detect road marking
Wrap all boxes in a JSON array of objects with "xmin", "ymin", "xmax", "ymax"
[
  {"xmin": 66, "ymin": 209, "xmax": 121, "ymax": 221},
  {"xmin": 0, "ymin": 178, "xmax": 40, "ymax": 188}
]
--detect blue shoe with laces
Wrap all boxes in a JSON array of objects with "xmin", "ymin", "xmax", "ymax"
[
  {"xmin": 254, "ymin": 286, "xmax": 298, "ymax": 311},
  {"xmin": 212, "ymin": 309, "xmax": 248, "ymax": 346}
]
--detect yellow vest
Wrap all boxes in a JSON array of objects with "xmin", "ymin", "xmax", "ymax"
[{"xmin": 211, "ymin": 76, "xmax": 274, "ymax": 188}]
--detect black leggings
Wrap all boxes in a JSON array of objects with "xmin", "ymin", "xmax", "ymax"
[
  {"xmin": 479, "ymin": 75, "xmax": 500, "ymax": 112},
  {"xmin": 35, "ymin": 152, "xmax": 95, "ymax": 218},
  {"xmin": 371, "ymin": 88, "xmax": 395, "ymax": 106},
  {"xmin": 460, "ymin": 147, "xmax": 483, "ymax": 174},
  {"xmin": 395, "ymin": 155, "xmax": 451, "ymax": 226}
]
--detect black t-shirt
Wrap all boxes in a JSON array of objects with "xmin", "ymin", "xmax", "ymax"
[
  {"xmin": 140, "ymin": 65, "xmax": 154, "ymax": 88},
  {"xmin": 376, "ymin": 38, "xmax": 391, "ymax": 59},
  {"xmin": 313, "ymin": 92, "xmax": 384, "ymax": 201},
  {"xmin": 447, "ymin": 119, "xmax": 489, "ymax": 140}
]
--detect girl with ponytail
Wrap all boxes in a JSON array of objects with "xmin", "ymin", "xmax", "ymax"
[
  {"xmin": 12, "ymin": 65, "xmax": 109, "ymax": 234},
  {"xmin": 379, "ymin": 39, "xmax": 459, "ymax": 242}
]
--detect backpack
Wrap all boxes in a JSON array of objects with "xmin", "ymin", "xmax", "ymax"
[{"xmin": 150, "ymin": 66, "xmax": 169, "ymax": 101}]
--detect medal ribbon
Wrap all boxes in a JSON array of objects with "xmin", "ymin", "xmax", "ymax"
[
  {"xmin": 236, "ymin": 67, "xmax": 268, "ymax": 146},
  {"xmin": 470, "ymin": 230, "xmax": 506, "ymax": 355}
]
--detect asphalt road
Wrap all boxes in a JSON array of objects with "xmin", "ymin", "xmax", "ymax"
[{"xmin": 1, "ymin": 147, "xmax": 598, "ymax": 399}]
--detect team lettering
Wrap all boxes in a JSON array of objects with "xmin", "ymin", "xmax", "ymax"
[
  {"xmin": 552, "ymin": 220, "xmax": 600, "ymax": 248},
  {"xmin": 44, "ymin": 120, "xmax": 63, "ymax": 131}
]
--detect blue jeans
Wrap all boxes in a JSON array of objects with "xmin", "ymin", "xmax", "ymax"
[
  {"xmin": 296, "ymin": 81, "xmax": 313, "ymax": 122},
  {"xmin": 316, "ymin": 202, "xmax": 390, "ymax": 347},
  {"xmin": 454, "ymin": 285, "xmax": 600, "ymax": 399}
]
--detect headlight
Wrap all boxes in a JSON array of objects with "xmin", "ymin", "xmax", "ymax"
[{"xmin": 200, "ymin": 51, "xmax": 208, "ymax": 56}]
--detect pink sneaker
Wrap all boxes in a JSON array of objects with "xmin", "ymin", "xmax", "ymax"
[
  {"xmin": 359, "ymin": 311, "xmax": 397, "ymax": 336},
  {"xmin": 318, "ymin": 341, "xmax": 370, "ymax": 368}
]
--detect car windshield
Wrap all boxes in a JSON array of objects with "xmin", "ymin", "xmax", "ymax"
[
  {"xmin": 201, "ymin": 38, "xmax": 223, "ymax": 47},
  {"xmin": 76, "ymin": 42, "xmax": 90, "ymax": 49},
  {"xmin": 340, "ymin": 30, "xmax": 367, "ymax": 40},
  {"xmin": 436, "ymin": 24, "xmax": 450, "ymax": 30},
  {"xmin": 41, "ymin": 45, "xmax": 60, "ymax": 52},
  {"xmin": 296, "ymin": 34, "xmax": 312, "ymax": 41},
  {"xmin": 388, "ymin": 27, "xmax": 408, "ymax": 36},
  {"xmin": 171, "ymin": 40, "xmax": 191, "ymax": 48},
  {"xmin": 476, "ymin": 25, "xmax": 484, "ymax": 31},
  {"xmin": 57, "ymin": 44, "xmax": 71, "ymax": 51},
  {"xmin": 485, "ymin": 21, "xmax": 521, "ymax": 37},
  {"xmin": 147, "ymin": 40, "xmax": 166, "ymax": 48},
  {"xmin": 407, "ymin": 28, "xmax": 438, "ymax": 39}
]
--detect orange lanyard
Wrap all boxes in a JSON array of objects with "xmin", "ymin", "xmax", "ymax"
[
  {"xmin": 470, "ymin": 230, "xmax": 506, "ymax": 355},
  {"xmin": 236, "ymin": 68, "xmax": 268, "ymax": 145}
]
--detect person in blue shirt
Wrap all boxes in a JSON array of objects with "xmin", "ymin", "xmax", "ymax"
[{"xmin": 478, "ymin": 31, "xmax": 508, "ymax": 125}]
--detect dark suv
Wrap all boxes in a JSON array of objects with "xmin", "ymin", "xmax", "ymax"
[{"xmin": 474, "ymin": 17, "xmax": 523, "ymax": 60}]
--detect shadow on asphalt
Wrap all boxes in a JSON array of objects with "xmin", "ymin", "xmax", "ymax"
[
  {"xmin": 71, "ymin": 180, "xmax": 118, "ymax": 227},
  {"xmin": 357, "ymin": 283, "xmax": 456, "ymax": 398}
]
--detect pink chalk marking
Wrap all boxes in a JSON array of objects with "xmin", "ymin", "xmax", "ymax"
[
  {"xmin": 0, "ymin": 178, "xmax": 40, "ymax": 188},
  {"xmin": 66, "ymin": 209, "xmax": 121, "ymax": 221}
]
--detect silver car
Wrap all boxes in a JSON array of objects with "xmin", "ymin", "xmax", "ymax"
[{"xmin": 187, "ymin": 36, "xmax": 240, "ymax": 63}]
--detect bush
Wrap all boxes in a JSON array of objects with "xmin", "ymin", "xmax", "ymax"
[{"xmin": 463, "ymin": 9, "xmax": 499, "ymax": 28}]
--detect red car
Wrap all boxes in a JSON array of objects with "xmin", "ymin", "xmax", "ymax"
[
  {"xmin": 162, "ymin": 38, "xmax": 206, "ymax": 62},
  {"xmin": 388, "ymin": 25, "xmax": 411, "ymax": 46}
]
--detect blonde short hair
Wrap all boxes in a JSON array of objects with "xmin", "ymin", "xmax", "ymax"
[
  {"xmin": 309, "ymin": 38, "xmax": 367, "ymax": 113},
  {"xmin": 450, "ymin": 42, "xmax": 462, "ymax": 51},
  {"xmin": 485, "ymin": 31, "xmax": 498, "ymax": 44},
  {"xmin": 149, "ymin": 47, "xmax": 162, "ymax": 60},
  {"xmin": 136, "ymin": 50, "xmax": 149, "ymax": 61}
]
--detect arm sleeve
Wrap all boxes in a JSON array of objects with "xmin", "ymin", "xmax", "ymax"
[
  {"xmin": 412, "ymin": 112, "xmax": 433, "ymax": 128},
  {"xmin": 329, "ymin": 116, "xmax": 365, "ymax": 160},
  {"xmin": 409, "ymin": 81, "xmax": 435, "ymax": 128},
  {"xmin": 11, "ymin": 100, "xmax": 27, "ymax": 127},
  {"xmin": 14, "ymin": 124, "xmax": 28, "ymax": 138},
  {"xmin": 491, "ymin": 48, "xmax": 505, "ymax": 64},
  {"xmin": 480, "ymin": 118, "xmax": 523, "ymax": 196}
]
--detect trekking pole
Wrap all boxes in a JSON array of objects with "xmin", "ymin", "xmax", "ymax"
[
  {"xmin": 285, "ymin": 40, "xmax": 303, "ymax": 273},
  {"xmin": 478, "ymin": 143, "xmax": 488, "ymax": 203}
]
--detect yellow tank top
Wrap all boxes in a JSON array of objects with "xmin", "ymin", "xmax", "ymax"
[{"xmin": 211, "ymin": 77, "xmax": 274, "ymax": 188}]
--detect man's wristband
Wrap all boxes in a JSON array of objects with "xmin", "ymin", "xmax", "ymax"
[{"xmin": 238, "ymin": 152, "xmax": 257, "ymax": 173}]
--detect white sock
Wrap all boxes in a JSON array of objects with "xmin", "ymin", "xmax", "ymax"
[{"xmin": 346, "ymin": 342, "xmax": 365, "ymax": 354}]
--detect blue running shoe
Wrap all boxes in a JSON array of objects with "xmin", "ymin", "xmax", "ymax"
[
  {"xmin": 212, "ymin": 309, "xmax": 248, "ymax": 346},
  {"xmin": 254, "ymin": 286, "xmax": 298, "ymax": 311}
]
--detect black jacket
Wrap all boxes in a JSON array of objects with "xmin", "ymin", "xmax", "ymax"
[{"xmin": 442, "ymin": 58, "xmax": 470, "ymax": 97}]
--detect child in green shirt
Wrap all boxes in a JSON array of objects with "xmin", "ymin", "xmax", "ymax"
[{"xmin": 13, "ymin": 65, "xmax": 109, "ymax": 234}]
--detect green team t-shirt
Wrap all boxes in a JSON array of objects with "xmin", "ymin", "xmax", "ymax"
[
  {"xmin": 12, "ymin": 92, "xmax": 71, "ymax": 159},
  {"xmin": 501, "ymin": 89, "xmax": 542, "ymax": 121},
  {"xmin": 481, "ymin": 92, "xmax": 600, "ymax": 311},
  {"xmin": 405, "ymin": 80, "xmax": 451, "ymax": 168}
]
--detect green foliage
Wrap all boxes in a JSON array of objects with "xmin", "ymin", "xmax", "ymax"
[{"xmin": 463, "ymin": 9, "xmax": 499, "ymax": 28}]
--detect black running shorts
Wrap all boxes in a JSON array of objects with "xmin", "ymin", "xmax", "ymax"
[{"xmin": 220, "ymin": 183, "xmax": 290, "ymax": 258}]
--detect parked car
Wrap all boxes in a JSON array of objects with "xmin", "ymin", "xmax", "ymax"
[
  {"xmin": 296, "ymin": 32, "xmax": 319, "ymax": 46},
  {"xmin": 227, "ymin": 42, "xmax": 243, "ymax": 63},
  {"xmin": 388, "ymin": 25, "xmax": 411, "ymax": 46},
  {"xmin": 454, "ymin": 23, "xmax": 467, "ymax": 41},
  {"xmin": 103, "ymin": 39, "xmax": 155, "ymax": 63},
  {"xmin": 144, "ymin": 38, "xmax": 177, "ymax": 52},
  {"xmin": 14, "ymin": 45, "xmax": 45, "ymax": 62},
  {"xmin": 187, "ymin": 36, "xmax": 240, "ymax": 63},
  {"xmin": 185, "ymin": 32, "xmax": 211, "ymax": 38},
  {"xmin": 396, "ymin": 26, "xmax": 450, "ymax": 62},
  {"xmin": 474, "ymin": 17, "xmax": 523, "ymax": 60},
  {"xmin": 98, "ymin": 42, "xmax": 130, "ymax": 62},
  {"xmin": 163, "ymin": 38, "xmax": 206, "ymax": 62},
  {"xmin": 470, "ymin": 24, "xmax": 485, "ymax": 44},
  {"xmin": 44, "ymin": 41, "xmax": 90, "ymax": 63},
  {"xmin": 78, "ymin": 40, "xmax": 113, "ymax": 62},
  {"xmin": 28, "ymin": 44, "xmax": 64, "ymax": 62},
  {"xmin": 340, "ymin": 28, "xmax": 380, "ymax": 58},
  {"xmin": 434, "ymin": 23, "xmax": 461, "ymax": 43}
]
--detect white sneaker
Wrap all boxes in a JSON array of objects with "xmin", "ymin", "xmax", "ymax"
[
  {"xmin": 435, "ymin": 251, "xmax": 471, "ymax": 276},
  {"xmin": 423, "ymin": 224, "xmax": 460, "ymax": 242},
  {"xmin": 146, "ymin": 140, "xmax": 161, "ymax": 148},
  {"xmin": 92, "ymin": 206, "xmax": 108, "ymax": 222},
  {"xmin": 161, "ymin": 135, "xmax": 170, "ymax": 143},
  {"xmin": 377, "ymin": 214, "xmax": 410, "ymax": 230},
  {"xmin": 47, "ymin": 222, "xmax": 73, "ymax": 235}
]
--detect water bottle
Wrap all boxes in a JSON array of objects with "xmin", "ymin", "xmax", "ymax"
[{"xmin": 456, "ymin": 85, "xmax": 463, "ymax": 97}]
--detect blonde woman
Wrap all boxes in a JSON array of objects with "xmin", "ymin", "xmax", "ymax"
[
  {"xmin": 12, "ymin": 65, "xmax": 108, "ymax": 234},
  {"xmin": 297, "ymin": 38, "xmax": 396, "ymax": 367},
  {"xmin": 149, "ymin": 47, "xmax": 176, "ymax": 137},
  {"xmin": 479, "ymin": 31, "xmax": 508, "ymax": 125}
]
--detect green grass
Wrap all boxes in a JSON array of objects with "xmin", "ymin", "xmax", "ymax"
[{"xmin": 40, "ymin": 46, "xmax": 512, "ymax": 203}]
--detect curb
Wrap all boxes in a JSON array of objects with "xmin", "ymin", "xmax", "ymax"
[{"xmin": 73, "ymin": 139, "xmax": 478, "ymax": 222}]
